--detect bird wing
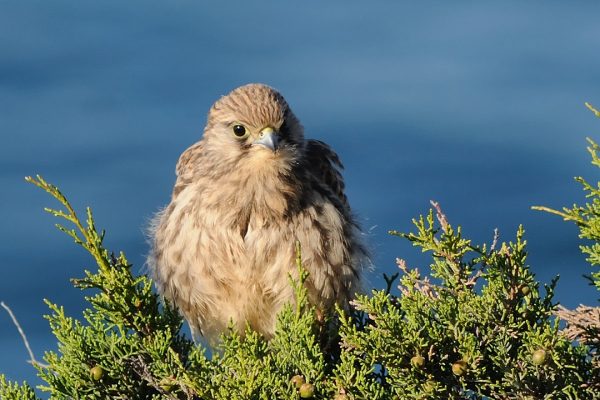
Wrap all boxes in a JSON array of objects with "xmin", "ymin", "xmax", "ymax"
[
  {"xmin": 171, "ymin": 141, "xmax": 204, "ymax": 198},
  {"xmin": 176, "ymin": 141, "xmax": 204, "ymax": 177},
  {"xmin": 305, "ymin": 139, "xmax": 349, "ymax": 210}
]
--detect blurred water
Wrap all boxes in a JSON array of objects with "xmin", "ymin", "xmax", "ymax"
[{"xmin": 1, "ymin": 0, "xmax": 600, "ymax": 390}]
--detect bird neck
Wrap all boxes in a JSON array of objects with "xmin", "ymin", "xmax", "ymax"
[{"xmin": 236, "ymin": 157, "xmax": 299, "ymax": 218}]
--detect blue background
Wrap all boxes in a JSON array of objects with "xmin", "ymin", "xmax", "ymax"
[{"xmin": 1, "ymin": 1, "xmax": 600, "ymax": 390}]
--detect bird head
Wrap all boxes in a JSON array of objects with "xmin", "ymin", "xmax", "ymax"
[{"xmin": 203, "ymin": 83, "xmax": 304, "ymax": 165}]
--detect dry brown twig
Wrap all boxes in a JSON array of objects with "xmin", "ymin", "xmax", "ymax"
[
  {"xmin": 555, "ymin": 304, "xmax": 600, "ymax": 374},
  {"xmin": 465, "ymin": 270, "xmax": 483, "ymax": 289},
  {"xmin": 396, "ymin": 258, "xmax": 438, "ymax": 299},
  {"xmin": 555, "ymin": 304, "xmax": 600, "ymax": 346},
  {"xmin": 129, "ymin": 355, "xmax": 189, "ymax": 400},
  {"xmin": 430, "ymin": 200, "xmax": 449, "ymax": 233},
  {"xmin": 1, "ymin": 301, "xmax": 49, "ymax": 368},
  {"xmin": 490, "ymin": 228, "xmax": 499, "ymax": 252}
]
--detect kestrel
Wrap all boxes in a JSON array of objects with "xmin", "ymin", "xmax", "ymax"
[{"xmin": 148, "ymin": 83, "xmax": 368, "ymax": 342}]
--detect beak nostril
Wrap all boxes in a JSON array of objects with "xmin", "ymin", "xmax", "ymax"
[{"xmin": 253, "ymin": 128, "xmax": 278, "ymax": 151}]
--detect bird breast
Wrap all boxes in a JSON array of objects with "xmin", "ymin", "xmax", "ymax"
[{"xmin": 152, "ymin": 155, "xmax": 355, "ymax": 340}]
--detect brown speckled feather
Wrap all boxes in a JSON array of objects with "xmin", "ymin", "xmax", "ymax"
[
  {"xmin": 148, "ymin": 83, "xmax": 368, "ymax": 342},
  {"xmin": 305, "ymin": 139, "xmax": 349, "ymax": 210}
]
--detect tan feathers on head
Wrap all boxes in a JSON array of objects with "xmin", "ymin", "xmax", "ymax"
[{"xmin": 148, "ymin": 83, "xmax": 368, "ymax": 342}]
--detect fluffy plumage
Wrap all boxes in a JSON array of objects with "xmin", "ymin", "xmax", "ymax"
[{"xmin": 148, "ymin": 83, "xmax": 367, "ymax": 341}]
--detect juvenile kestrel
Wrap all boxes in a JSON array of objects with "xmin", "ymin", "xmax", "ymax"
[{"xmin": 149, "ymin": 83, "xmax": 368, "ymax": 342}]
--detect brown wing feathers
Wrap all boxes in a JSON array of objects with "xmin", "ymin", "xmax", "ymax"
[{"xmin": 305, "ymin": 139, "xmax": 349, "ymax": 210}]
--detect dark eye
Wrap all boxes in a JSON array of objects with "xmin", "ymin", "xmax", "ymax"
[{"xmin": 232, "ymin": 124, "xmax": 247, "ymax": 137}]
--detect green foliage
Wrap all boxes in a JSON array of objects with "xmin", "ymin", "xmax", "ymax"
[
  {"xmin": 2, "ymin": 106, "xmax": 600, "ymax": 398},
  {"xmin": 340, "ymin": 214, "xmax": 592, "ymax": 399},
  {"xmin": 532, "ymin": 103, "xmax": 600, "ymax": 292},
  {"xmin": 530, "ymin": 102, "xmax": 600, "ymax": 395},
  {"xmin": 20, "ymin": 176, "xmax": 208, "ymax": 399},
  {"xmin": 0, "ymin": 376, "xmax": 37, "ymax": 400}
]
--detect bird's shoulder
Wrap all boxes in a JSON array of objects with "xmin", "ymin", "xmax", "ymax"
[
  {"xmin": 171, "ymin": 141, "xmax": 205, "ymax": 198},
  {"xmin": 176, "ymin": 141, "xmax": 204, "ymax": 177},
  {"xmin": 304, "ymin": 139, "xmax": 349, "ymax": 210}
]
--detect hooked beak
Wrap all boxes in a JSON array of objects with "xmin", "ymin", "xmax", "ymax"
[{"xmin": 252, "ymin": 127, "xmax": 279, "ymax": 151}]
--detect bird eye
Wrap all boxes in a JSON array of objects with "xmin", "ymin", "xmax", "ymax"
[{"xmin": 232, "ymin": 124, "xmax": 247, "ymax": 138}]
